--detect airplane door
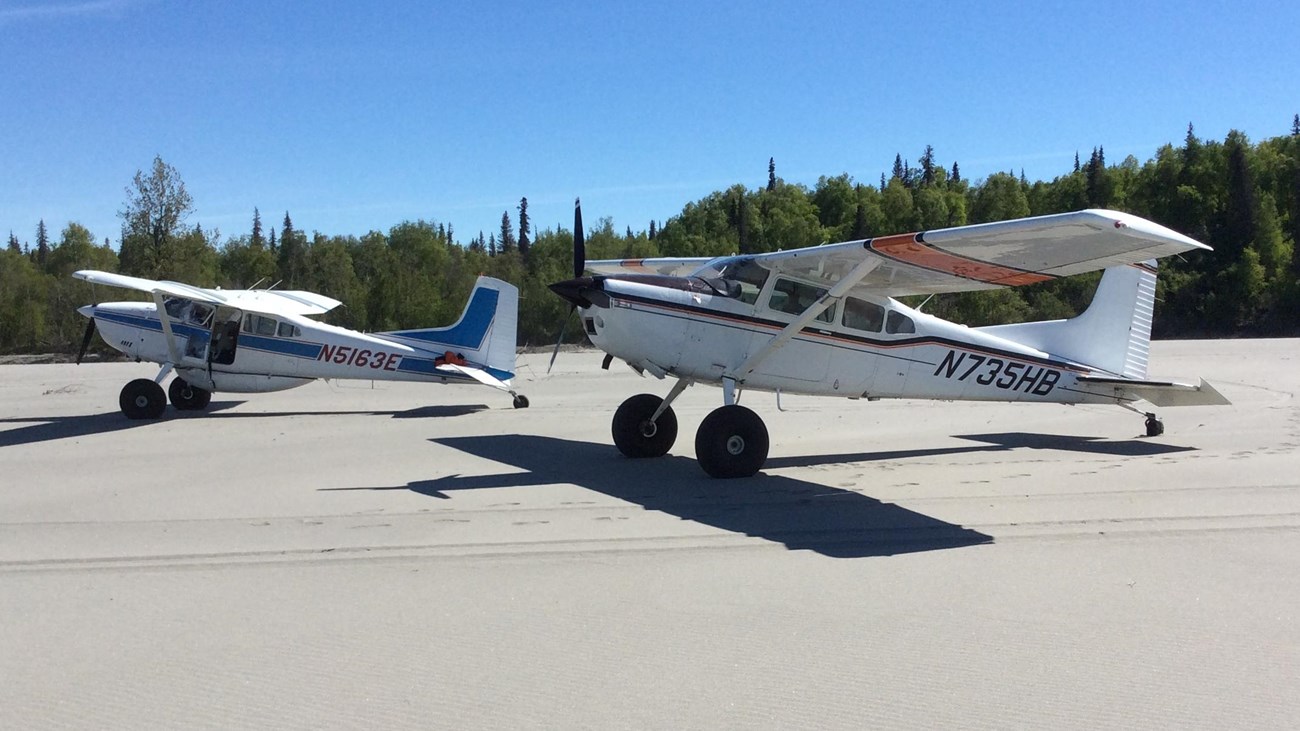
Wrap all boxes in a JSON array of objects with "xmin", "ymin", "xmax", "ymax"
[{"xmin": 208, "ymin": 307, "xmax": 242, "ymax": 366}]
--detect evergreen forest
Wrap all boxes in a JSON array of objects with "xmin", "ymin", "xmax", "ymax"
[{"xmin": 3, "ymin": 119, "xmax": 1299, "ymax": 357}]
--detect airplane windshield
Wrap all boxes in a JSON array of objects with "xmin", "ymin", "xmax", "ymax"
[{"xmin": 698, "ymin": 256, "xmax": 770, "ymax": 305}]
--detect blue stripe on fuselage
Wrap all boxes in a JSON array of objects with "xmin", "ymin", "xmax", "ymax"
[{"xmin": 381, "ymin": 287, "xmax": 497, "ymax": 349}]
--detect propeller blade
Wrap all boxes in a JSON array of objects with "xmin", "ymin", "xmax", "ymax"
[
  {"xmin": 76, "ymin": 318, "xmax": 96, "ymax": 365},
  {"xmin": 547, "ymin": 304, "xmax": 576, "ymax": 374},
  {"xmin": 573, "ymin": 197, "xmax": 585, "ymax": 279}
]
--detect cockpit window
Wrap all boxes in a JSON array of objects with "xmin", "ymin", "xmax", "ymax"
[
  {"xmin": 843, "ymin": 297, "xmax": 885, "ymax": 333},
  {"xmin": 243, "ymin": 314, "xmax": 278, "ymax": 336},
  {"xmin": 885, "ymin": 310, "xmax": 915, "ymax": 334},
  {"xmin": 766, "ymin": 278, "xmax": 835, "ymax": 323},
  {"xmin": 163, "ymin": 298, "xmax": 214, "ymax": 327},
  {"xmin": 717, "ymin": 257, "xmax": 770, "ymax": 305},
  {"xmin": 695, "ymin": 256, "xmax": 771, "ymax": 305}
]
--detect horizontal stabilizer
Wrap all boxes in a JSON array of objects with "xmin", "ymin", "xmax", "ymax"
[
  {"xmin": 438, "ymin": 363, "xmax": 511, "ymax": 392},
  {"xmin": 1076, "ymin": 376, "xmax": 1231, "ymax": 407}
]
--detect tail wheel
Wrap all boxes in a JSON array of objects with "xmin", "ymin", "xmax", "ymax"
[
  {"xmin": 168, "ymin": 378, "xmax": 212, "ymax": 411},
  {"xmin": 120, "ymin": 378, "xmax": 167, "ymax": 419},
  {"xmin": 612, "ymin": 393, "xmax": 678, "ymax": 458},
  {"xmin": 695, "ymin": 405, "xmax": 769, "ymax": 478}
]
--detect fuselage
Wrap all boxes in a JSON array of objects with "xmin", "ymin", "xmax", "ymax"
[
  {"xmin": 82, "ymin": 301, "xmax": 513, "ymax": 394},
  {"xmin": 568, "ymin": 275, "xmax": 1121, "ymax": 406}
]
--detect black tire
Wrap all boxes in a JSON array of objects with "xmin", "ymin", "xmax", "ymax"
[
  {"xmin": 612, "ymin": 393, "xmax": 678, "ymax": 458},
  {"xmin": 513, "ymin": 394, "xmax": 530, "ymax": 409},
  {"xmin": 120, "ymin": 378, "xmax": 167, "ymax": 420},
  {"xmin": 695, "ymin": 405, "xmax": 769, "ymax": 478},
  {"xmin": 1145, "ymin": 416, "xmax": 1164, "ymax": 437},
  {"xmin": 168, "ymin": 378, "xmax": 212, "ymax": 411}
]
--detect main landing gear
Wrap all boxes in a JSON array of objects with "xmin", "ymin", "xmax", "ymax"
[
  {"xmin": 118, "ymin": 369, "xmax": 212, "ymax": 419},
  {"xmin": 1144, "ymin": 412, "xmax": 1164, "ymax": 437},
  {"xmin": 611, "ymin": 379, "xmax": 770, "ymax": 478}
]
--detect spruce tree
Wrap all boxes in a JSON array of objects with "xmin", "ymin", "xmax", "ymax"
[
  {"xmin": 517, "ymin": 197, "xmax": 531, "ymax": 258},
  {"xmin": 1292, "ymin": 114, "xmax": 1299, "ymax": 136},
  {"xmin": 951, "ymin": 161, "xmax": 961, "ymax": 184},
  {"xmin": 1074, "ymin": 151, "xmax": 1080, "ymax": 173},
  {"xmin": 488, "ymin": 233, "xmax": 498, "ymax": 257},
  {"xmin": 767, "ymin": 158, "xmax": 776, "ymax": 191},
  {"xmin": 920, "ymin": 145, "xmax": 936, "ymax": 187},
  {"xmin": 251, "ymin": 208, "xmax": 264, "ymax": 248},
  {"xmin": 499, "ymin": 211, "xmax": 516, "ymax": 253},
  {"xmin": 648, "ymin": 220, "xmax": 657, "ymax": 240},
  {"xmin": 6, "ymin": 231, "xmax": 19, "ymax": 253},
  {"xmin": 36, "ymin": 219, "xmax": 49, "ymax": 266},
  {"xmin": 892, "ymin": 154, "xmax": 905, "ymax": 181}
]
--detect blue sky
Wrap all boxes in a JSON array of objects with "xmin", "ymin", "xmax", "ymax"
[{"xmin": 2, "ymin": 0, "xmax": 1296, "ymax": 249}]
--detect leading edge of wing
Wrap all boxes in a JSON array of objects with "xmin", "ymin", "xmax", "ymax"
[
  {"xmin": 73, "ymin": 270, "xmax": 342, "ymax": 316},
  {"xmin": 586, "ymin": 257, "xmax": 714, "ymax": 277},
  {"xmin": 748, "ymin": 209, "xmax": 1210, "ymax": 297}
]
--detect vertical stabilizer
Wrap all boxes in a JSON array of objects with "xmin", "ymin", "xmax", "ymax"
[
  {"xmin": 977, "ymin": 261, "xmax": 1157, "ymax": 378},
  {"xmin": 378, "ymin": 276, "xmax": 519, "ymax": 378}
]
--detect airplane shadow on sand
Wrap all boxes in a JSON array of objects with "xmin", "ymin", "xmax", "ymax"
[
  {"xmin": 330, "ymin": 433, "xmax": 998, "ymax": 559},
  {"xmin": 766, "ymin": 432, "xmax": 1196, "ymax": 469},
  {"xmin": 0, "ymin": 402, "xmax": 486, "ymax": 449}
]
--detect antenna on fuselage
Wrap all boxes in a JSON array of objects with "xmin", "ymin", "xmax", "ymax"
[{"xmin": 248, "ymin": 277, "xmax": 268, "ymax": 290}]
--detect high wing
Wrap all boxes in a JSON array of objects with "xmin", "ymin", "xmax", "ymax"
[
  {"xmin": 585, "ymin": 257, "xmax": 713, "ymax": 277},
  {"xmin": 708, "ymin": 209, "xmax": 1209, "ymax": 297},
  {"xmin": 73, "ymin": 270, "xmax": 343, "ymax": 317}
]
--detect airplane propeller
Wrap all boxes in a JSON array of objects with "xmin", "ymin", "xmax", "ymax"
[
  {"xmin": 547, "ymin": 198, "xmax": 586, "ymax": 373},
  {"xmin": 76, "ymin": 317, "xmax": 96, "ymax": 365}
]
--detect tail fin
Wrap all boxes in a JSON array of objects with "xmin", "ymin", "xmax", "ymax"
[
  {"xmin": 380, "ymin": 276, "xmax": 519, "ymax": 378},
  {"xmin": 977, "ymin": 261, "xmax": 1157, "ymax": 377}
]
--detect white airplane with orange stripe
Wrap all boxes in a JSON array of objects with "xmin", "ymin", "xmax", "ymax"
[
  {"xmin": 550, "ymin": 201, "xmax": 1228, "ymax": 478},
  {"xmin": 73, "ymin": 271, "xmax": 528, "ymax": 418}
]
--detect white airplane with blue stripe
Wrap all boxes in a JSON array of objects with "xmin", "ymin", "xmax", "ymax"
[
  {"xmin": 550, "ymin": 201, "xmax": 1229, "ymax": 478},
  {"xmin": 73, "ymin": 271, "xmax": 527, "ymax": 418}
]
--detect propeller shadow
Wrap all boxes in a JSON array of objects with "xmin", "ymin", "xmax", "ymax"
[{"xmin": 331, "ymin": 434, "xmax": 994, "ymax": 559}]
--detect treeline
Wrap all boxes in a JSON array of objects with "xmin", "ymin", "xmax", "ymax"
[{"xmin": 3, "ymin": 118, "xmax": 1299, "ymax": 356}]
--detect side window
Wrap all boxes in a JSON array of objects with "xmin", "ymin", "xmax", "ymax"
[
  {"xmin": 767, "ymin": 278, "xmax": 835, "ymax": 323},
  {"xmin": 242, "ymin": 314, "xmax": 254, "ymax": 334},
  {"xmin": 885, "ymin": 310, "xmax": 915, "ymax": 335},
  {"xmin": 843, "ymin": 297, "xmax": 884, "ymax": 333},
  {"xmin": 255, "ymin": 315, "xmax": 277, "ymax": 336},
  {"xmin": 277, "ymin": 322, "xmax": 301, "ymax": 338}
]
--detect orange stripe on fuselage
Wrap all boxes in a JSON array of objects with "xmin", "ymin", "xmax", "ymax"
[{"xmin": 869, "ymin": 234, "xmax": 1053, "ymax": 286}]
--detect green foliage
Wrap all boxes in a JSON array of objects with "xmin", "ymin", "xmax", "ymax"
[{"xmin": 12, "ymin": 124, "xmax": 1300, "ymax": 356}]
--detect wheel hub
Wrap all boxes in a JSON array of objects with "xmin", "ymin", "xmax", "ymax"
[
  {"xmin": 725, "ymin": 435, "xmax": 745, "ymax": 455},
  {"xmin": 134, "ymin": 395, "xmax": 149, "ymax": 408},
  {"xmin": 639, "ymin": 421, "xmax": 658, "ymax": 438}
]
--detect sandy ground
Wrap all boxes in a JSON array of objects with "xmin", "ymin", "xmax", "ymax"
[{"xmin": 1, "ymin": 340, "xmax": 1297, "ymax": 729}]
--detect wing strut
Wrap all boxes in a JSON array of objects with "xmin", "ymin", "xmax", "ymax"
[
  {"xmin": 150, "ymin": 290, "xmax": 185, "ymax": 366},
  {"xmin": 725, "ymin": 257, "xmax": 882, "ymax": 385}
]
